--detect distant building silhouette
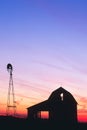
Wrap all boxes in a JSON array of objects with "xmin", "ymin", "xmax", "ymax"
[{"xmin": 27, "ymin": 87, "xmax": 77, "ymax": 123}]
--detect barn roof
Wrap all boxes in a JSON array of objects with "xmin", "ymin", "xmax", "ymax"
[
  {"xmin": 48, "ymin": 87, "xmax": 77, "ymax": 103},
  {"xmin": 27, "ymin": 100, "xmax": 49, "ymax": 110},
  {"xmin": 27, "ymin": 87, "xmax": 77, "ymax": 110}
]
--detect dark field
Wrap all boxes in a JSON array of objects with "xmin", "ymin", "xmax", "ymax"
[{"xmin": 0, "ymin": 116, "xmax": 87, "ymax": 130}]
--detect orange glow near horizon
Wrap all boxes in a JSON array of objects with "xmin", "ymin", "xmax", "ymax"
[
  {"xmin": 78, "ymin": 114, "xmax": 87, "ymax": 122},
  {"xmin": 0, "ymin": 106, "xmax": 87, "ymax": 122}
]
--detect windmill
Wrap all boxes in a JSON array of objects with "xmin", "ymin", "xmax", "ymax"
[{"xmin": 6, "ymin": 63, "xmax": 16, "ymax": 116}]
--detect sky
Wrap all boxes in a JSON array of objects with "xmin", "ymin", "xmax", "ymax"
[{"xmin": 0, "ymin": 0, "xmax": 87, "ymax": 122}]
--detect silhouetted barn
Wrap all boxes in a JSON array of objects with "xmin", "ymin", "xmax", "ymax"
[{"xmin": 27, "ymin": 87, "xmax": 77, "ymax": 123}]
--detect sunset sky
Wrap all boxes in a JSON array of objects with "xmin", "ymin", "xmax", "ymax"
[{"xmin": 0, "ymin": 0, "xmax": 87, "ymax": 122}]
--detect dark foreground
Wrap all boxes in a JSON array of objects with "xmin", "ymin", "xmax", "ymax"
[{"xmin": 0, "ymin": 116, "xmax": 87, "ymax": 130}]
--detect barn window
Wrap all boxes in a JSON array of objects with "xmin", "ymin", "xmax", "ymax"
[
  {"xmin": 60, "ymin": 93, "xmax": 63, "ymax": 101},
  {"xmin": 41, "ymin": 111, "xmax": 49, "ymax": 119},
  {"xmin": 37, "ymin": 111, "xmax": 49, "ymax": 119},
  {"xmin": 37, "ymin": 111, "xmax": 41, "ymax": 118}
]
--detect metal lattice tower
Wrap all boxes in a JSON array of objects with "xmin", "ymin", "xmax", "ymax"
[{"xmin": 6, "ymin": 63, "xmax": 16, "ymax": 116}]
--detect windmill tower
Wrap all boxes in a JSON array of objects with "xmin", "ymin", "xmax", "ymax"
[{"xmin": 6, "ymin": 63, "xmax": 16, "ymax": 116}]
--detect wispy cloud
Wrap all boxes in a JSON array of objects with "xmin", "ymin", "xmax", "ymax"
[
  {"xmin": 31, "ymin": 60, "xmax": 68, "ymax": 71},
  {"xmin": 15, "ymin": 93, "xmax": 39, "ymax": 100}
]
